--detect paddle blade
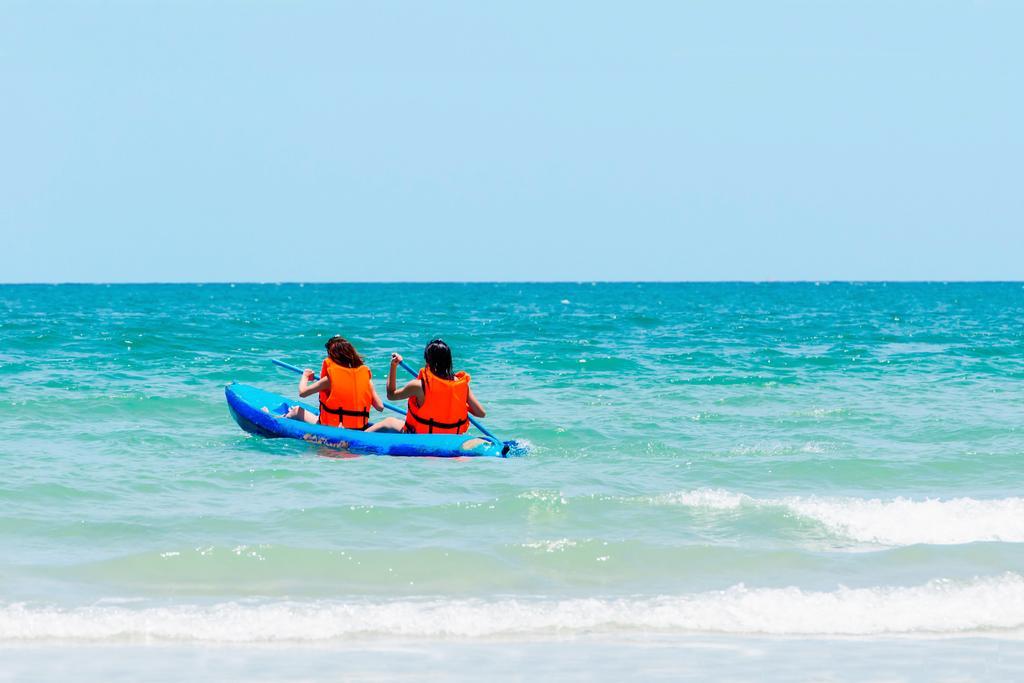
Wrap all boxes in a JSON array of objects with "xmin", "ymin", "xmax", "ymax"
[{"xmin": 502, "ymin": 440, "xmax": 529, "ymax": 457}]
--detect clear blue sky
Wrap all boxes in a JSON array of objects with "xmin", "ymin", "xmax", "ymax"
[{"xmin": 2, "ymin": 1, "xmax": 1021, "ymax": 282}]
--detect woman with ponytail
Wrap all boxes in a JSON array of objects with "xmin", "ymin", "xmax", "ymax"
[{"xmin": 366, "ymin": 339, "xmax": 485, "ymax": 434}]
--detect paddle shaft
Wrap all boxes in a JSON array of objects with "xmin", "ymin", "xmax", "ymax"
[{"xmin": 271, "ymin": 358, "xmax": 407, "ymax": 416}]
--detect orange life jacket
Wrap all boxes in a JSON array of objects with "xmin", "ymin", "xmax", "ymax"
[
  {"xmin": 404, "ymin": 367, "xmax": 471, "ymax": 434},
  {"xmin": 318, "ymin": 358, "xmax": 373, "ymax": 430}
]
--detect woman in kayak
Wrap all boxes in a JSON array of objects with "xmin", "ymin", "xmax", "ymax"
[
  {"xmin": 366, "ymin": 338, "xmax": 485, "ymax": 434},
  {"xmin": 282, "ymin": 335, "xmax": 384, "ymax": 429}
]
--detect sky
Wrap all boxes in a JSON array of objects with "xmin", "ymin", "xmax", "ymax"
[{"xmin": 1, "ymin": 0, "xmax": 1021, "ymax": 282}]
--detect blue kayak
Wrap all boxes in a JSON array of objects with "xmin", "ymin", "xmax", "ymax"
[{"xmin": 225, "ymin": 382, "xmax": 514, "ymax": 457}]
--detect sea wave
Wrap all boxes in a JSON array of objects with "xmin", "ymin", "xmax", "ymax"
[
  {"xmin": 2, "ymin": 574, "xmax": 1022, "ymax": 641},
  {"xmin": 650, "ymin": 489, "xmax": 1024, "ymax": 545}
]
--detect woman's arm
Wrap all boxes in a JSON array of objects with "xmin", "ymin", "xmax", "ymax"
[
  {"xmin": 297, "ymin": 369, "xmax": 329, "ymax": 398},
  {"xmin": 467, "ymin": 387, "xmax": 486, "ymax": 418},
  {"xmin": 389, "ymin": 379, "xmax": 423, "ymax": 401},
  {"xmin": 386, "ymin": 353, "xmax": 425, "ymax": 401},
  {"xmin": 370, "ymin": 384, "xmax": 384, "ymax": 412}
]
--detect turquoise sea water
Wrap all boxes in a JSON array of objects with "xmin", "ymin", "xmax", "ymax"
[{"xmin": 1, "ymin": 282, "xmax": 1023, "ymax": 681}]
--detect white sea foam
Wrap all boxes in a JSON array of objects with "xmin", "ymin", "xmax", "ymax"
[
  {"xmin": 521, "ymin": 538, "xmax": 580, "ymax": 552},
  {"xmin": 655, "ymin": 488, "xmax": 750, "ymax": 510},
  {"xmin": 2, "ymin": 574, "xmax": 1022, "ymax": 641},
  {"xmin": 651, "ymin": 489, "xmax": 1024, "ymax": 545}
]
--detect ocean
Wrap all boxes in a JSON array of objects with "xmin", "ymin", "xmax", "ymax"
[{"xmin": 1, "ymin": 282, "xmax": 1022, "ymax": 681}]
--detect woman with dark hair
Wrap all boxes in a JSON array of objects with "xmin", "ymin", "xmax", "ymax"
[
  {"xmin": 282, "ymin": 335, "xmax": 384, "ymax": 429},
  {"xmin": 366, "ymin": 339, "xmax": 485, "ymax": 434}
]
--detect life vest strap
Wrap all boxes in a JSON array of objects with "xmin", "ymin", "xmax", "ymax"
[
  {"xmin": 319, "ymin": 402, "xmax": 370, "ymax": 430},
  {"xmin": 319, "ymin": 403, "xmax": 370, "ymax": 418},
  {"xmin": 406, "ymin": 407, "xmax": 468, "ymax": 433}
]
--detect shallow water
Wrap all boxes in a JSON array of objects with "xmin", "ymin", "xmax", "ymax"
[{"xmin": 1, "ymin": 283, "xmax": 1022, "ymax": 679}]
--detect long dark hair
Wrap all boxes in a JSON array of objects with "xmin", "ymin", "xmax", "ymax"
[
  {"xmin": 424, "ymin": 338, "xmax": 455, "ymax": 380},
  {"xmin": 325, "ymin": 335, "xmax": 364, "ymax": 368}
]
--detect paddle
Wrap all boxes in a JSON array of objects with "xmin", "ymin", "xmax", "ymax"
[
  {"xmin": 394, "ymin": 357, "xmax": 505, "ymax": 446},
  {"xmin": 271, "ymin": 358, "xmax": 407, "ymax": 416}
]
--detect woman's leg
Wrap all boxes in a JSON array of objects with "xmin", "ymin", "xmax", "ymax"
[
  {"xmin": 365, "ymin": 417, "xmax": 405, "ymax": 433},
  {"xmin": 282, "ymin": 405, "xmax": 319, "ymax": 424}
]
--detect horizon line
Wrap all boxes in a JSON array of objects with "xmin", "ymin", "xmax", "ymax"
[{"xmin": 1, "ymin": 279, "xmax": 1023, "ymax": 286}]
